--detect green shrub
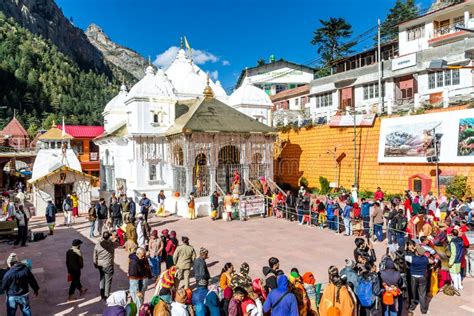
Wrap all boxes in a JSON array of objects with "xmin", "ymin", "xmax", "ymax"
[
  {"xmin": 319, "ymin": 176, "xmax": 331, "ymax": 195},
  {"xmin": 299, "ymin": 177, "xmax": 309, "ymax": 188},
  {"xmin": 446, "ymin": 175, "xmax": 471, "ymax": 199},
  {"xmin": 385, "ymin": 193, "xmax": 403, "ymax": 202},
  {"xmin": 358, "ymin": 189, "xmax": 374, "ymax": 200}
]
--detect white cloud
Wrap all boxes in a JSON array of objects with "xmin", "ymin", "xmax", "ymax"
[
  {"xmin": 153, "ymin": 46, "xmax": 179, "ymax": 69},
  {"xmin": 209, "ymin": 70, "xmax": 219, "ymax": 80},
  {"xmin": 154, "ymin": 45, "xmax": 226, "ymax": 70},
  {"xmin": 192, "ymin": 49, "xmax": 218, "ymax": 65}
]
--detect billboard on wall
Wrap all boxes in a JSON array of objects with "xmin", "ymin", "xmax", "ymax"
[{"xmin": 378, "ymin": 109, "xmax": 474, "ymax": 163}]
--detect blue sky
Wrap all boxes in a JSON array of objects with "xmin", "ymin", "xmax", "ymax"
[{"xmin": 57, "ymin": 0, "xmax": 433, "ymax": 91}]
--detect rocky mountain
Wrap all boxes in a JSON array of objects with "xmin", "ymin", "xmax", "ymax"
[
  {"xmin": 86, "ymin": 23, "xmax": 146, "ymax": 80},
  {"xmin": 429, "ymin": 0, "xmax": 464, "ymax": 11},
  {"xmin": 0, "ymin": 0, "xmax": 110, "ymax": 75}
]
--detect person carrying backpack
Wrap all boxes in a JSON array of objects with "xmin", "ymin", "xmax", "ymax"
[
  {"xmin": 88, "ymin": 202, "xmax": 97, "ymax": 238},
  {"xmin": 96, "ymin": 198, "xmax": 108, "ymax": 235},
  {"xmin": 319, "ymin": 266, "xmax": 355, "ymax": 316},
  {"xmin": 63, "ymin": 195, "xmax": 73, "ymax": 226},
  {"xmin": 356, "ymin": 262, "xmax": 383, "ymax": 316},
  {"xmin": 394, "ymin": 209, "xmax": 408, "ymax": 248},
  {"xmin": 263, "ymin": 275, "xmax": 298, "ymax": 316}
]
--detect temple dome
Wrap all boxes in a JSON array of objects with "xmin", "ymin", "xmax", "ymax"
[
  {"xmin": 166, "ymin": 49, "xmax": 209, "ymax": 97},
  {"xmin": 126, "ymin": 66, "xmax": 176, "ymax": 101},
  {"xmin": 103, "ymin": 84, "xmax": 127, "ymax": 114},
  {"xmin": 213, "ymin": 80, "xmax": 227, "ymax": 97},
  {"xmin": 228, "ymin": 77, "xmax": 272, "ymax": 107}
]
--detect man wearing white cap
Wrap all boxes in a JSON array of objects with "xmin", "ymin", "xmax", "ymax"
[{"xmin": 1, "ymin": 252, "xmax": 39, "ymax": 315}]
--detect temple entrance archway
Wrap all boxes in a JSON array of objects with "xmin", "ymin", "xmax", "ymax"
[
  {"xmin": 193, "ymin": 153, "xmax": 209, "ymax": 197},
  {"xmin": 217, "ymin": 145, "xmax": 242, "ymax": 194}
]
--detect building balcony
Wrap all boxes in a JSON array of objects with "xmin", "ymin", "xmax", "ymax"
[{"xmin": 429, "ymin": 23, "xmax": 472, "ymax": 45}]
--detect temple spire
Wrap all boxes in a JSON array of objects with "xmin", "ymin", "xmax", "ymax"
[{"xmin": 203, "ymin": 74, "xmax": 214, "ymax": 99}]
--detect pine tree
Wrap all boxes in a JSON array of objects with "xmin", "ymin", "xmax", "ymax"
[
  {"xmin": 379, "ymin": 0, "xmax": 419, "ymax": 43},
  {"xmin": 0, "ymin": 15, "xmax": 124, "ymax": 132},
  {"xmin": 310, "ymin": 17, "xmax": 356, "ymax": 77}
]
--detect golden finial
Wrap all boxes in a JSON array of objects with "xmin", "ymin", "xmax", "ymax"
[
  {"xmin": 203, "ymin": 74, "xmax": 214, "ymax": 99},
  {"xmin": 52, "ymin": 120, "xmax": 57, "ymax": 128}
]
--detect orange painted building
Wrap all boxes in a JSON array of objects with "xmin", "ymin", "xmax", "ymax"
[
  {"xmin": 274, "ymin": 106, "xmax": 474, "ymax": 195},
  {"xmin": 60, "ymin": 125, "xmax": 104, "ymax": 178}
]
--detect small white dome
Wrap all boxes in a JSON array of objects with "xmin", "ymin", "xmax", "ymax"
[
  {"xmin": 126, "ymin": 66, "xmax": 176, "ymax": 100},
  {"xmin": 213, "ymin": 80, "xmax": 227, "ymax": 97},
  {"xmin": 103, "ymin": 85, "xmax": 127, "ymax": 114},
  {"xmin": 229, "ymin": 77, "xmax": 272, "ymax": 107}
]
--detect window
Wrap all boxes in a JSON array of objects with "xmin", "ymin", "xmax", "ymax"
[
  {"xmin": 429, "ymin": 73, "xmax": 436, "ymax": 89},
  {"xmin": 444, "ymin": 69, "xmax": 451, "ymax": 86},
  {"xmin": 452, "ymin": 69, "xmax": 460, "ymax": 85},
  {"xmin": 301, "ymin": 97, "xmax": 306, "ymax": 106},
  {"xmin": 153, "ymin": 113, "xmax": 159, "ymax": 123},
  {"xmin": 149, "ymin": 164, "xmax": 157, "ymax": 181},
  {"xmin": 72, "ymin": 141, "xmax": 83, "ymax": 155},
  {"xmin": 314, "ymin": 92, "xmax": 333, "ymax": 108},
  {"xmin": 294, "ymin": 98, "xmax": 299, "ymax": 106},
  {"xmin": 406, "ymin": 23, "xmax": 425, "ymax": 41},
  {"xmin": 436, "ymin": 71, "xmax": 444, "ymax": 88},
  {"xmin": 428, "ymin": 69, "xmax": 460, "ymax": 89},
  {"xmin": 363, "ymin": 83, "xmax": 383, "ymax": 100},
  {"xmin": 453, "ymin": 16, "xmax": 464, "ymax": 27},
  {"xmin": 401, "ymin": 88, "xmax": 413, "ymax": 99},
  {"xmin": 275, "ymin": 84, "xmax": 285, "ymax": 94}
]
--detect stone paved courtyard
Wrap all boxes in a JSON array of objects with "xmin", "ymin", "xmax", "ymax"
[{"xmin": 0, "ymin": 214, "xmax": 473, "ymax": 315}]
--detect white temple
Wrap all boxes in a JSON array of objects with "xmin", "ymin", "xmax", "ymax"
[
  {"xmin": 228, "ymin": 76, "xmax": 273, "ymax": 126},
  {"xmin": 95, "ymin": 46, "xmax": 276, "ymax": 217},
  {"xmin": 29, "ymin": 125, "xmax": 97, "ymax": 216}
]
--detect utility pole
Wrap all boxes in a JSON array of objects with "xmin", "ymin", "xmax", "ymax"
[
  {"xmin": 434, "ymin": 127, "xmax": 440, "ymax": 198},
  {"xmin": 377, "ymin": 18, "xmax": 382, "ymax": 114},
  {"xmin": 426, "ymin": 123, "xmax": 442, "ymax": 197},
  {"xmin": 353, "ymin": 109, "xmax": 357, "ymax": 190}
]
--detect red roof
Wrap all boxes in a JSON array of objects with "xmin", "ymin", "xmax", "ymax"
[
  {"xmin": 0, "ymin": 117, "xmax": 28, "ymax": 137},
  {"xmin": 59, "ymin": 125, "xmax": 104, "ymax": 138},
  {"xmin": 270, "ymin": 85, "xmax": 310, "ymax": 102}
]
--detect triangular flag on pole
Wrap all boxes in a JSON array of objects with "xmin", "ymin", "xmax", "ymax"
[{"xmin": 184, "ymin": 36, "xmax": 193, "ymax": 62}]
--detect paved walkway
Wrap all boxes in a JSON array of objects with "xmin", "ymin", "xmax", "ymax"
[{"xmin": 0, "ymin": 214, "xmax": 472, "ymax": 315}]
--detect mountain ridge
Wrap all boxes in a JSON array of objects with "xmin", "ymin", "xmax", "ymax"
[{"xmin": 85, "ymin": 23, "xmax": 146, "ymax": 80}]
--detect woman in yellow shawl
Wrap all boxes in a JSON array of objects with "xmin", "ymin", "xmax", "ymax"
[
  {"xmin": 289, "ymin": 269, "xmax": 311, "ymax": 316},
  {"xmin": 319, "ymin": 266, "xmax": 355, "ymax": 316}
]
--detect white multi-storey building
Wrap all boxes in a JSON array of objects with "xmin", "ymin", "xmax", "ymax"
[
  {"xmin": 235, "ymin": 60, "xmax": 315, "ymax": 96},
  {"xmin": 304, "ymin": 0, "xmax": 474, "ymax": 121}
]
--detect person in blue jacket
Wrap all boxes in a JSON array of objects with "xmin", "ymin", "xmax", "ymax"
[{"xmin": 263, "ymin": 275, "xmax": 298, "ymax": 316}]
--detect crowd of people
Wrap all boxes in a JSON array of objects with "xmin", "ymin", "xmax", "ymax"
[{"xmin": 1, "ymin": 185, "xmax": 473, "ymax": 316}]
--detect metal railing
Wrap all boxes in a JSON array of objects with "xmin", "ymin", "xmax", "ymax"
[
  {"xmin": 261, "ymin": 194, "xmax": 413, "ymax": 239},
  {"xmin": 267, "ymin": 178, "xmax": 287, "ymax": 197},
  {"xmin": 433, "ymin": 22, "xmax": 465, "ymax": 38}
]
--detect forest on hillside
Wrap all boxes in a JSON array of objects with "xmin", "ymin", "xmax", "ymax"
[{"xmin": 0, "ymin": 13, "xmax": 130, "ymax": 136}]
